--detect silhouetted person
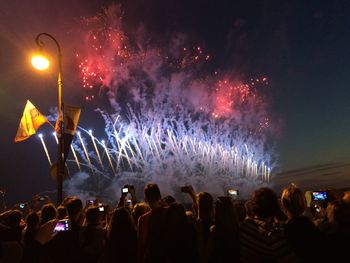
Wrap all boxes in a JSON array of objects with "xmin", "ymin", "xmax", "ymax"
[
  {"xmin": 47, "ymin": 197, "xmax": 84, "ymax": 263},
  {"xmin": 21, "ymin": 212, "xmax": 40, "ymax": 263},
  {"xmin": 164, "ymin": 203, "xmax": 199, "ymax": 263},
  {"xmin": 281, "ymin": 184, "xmax": 322, "ymax": 262},
  {"xmin": 324, "ymin": 199, "xmax": 350, "ymax": 261},
  {"xmin": 40, "ymin": 204, "xmax": 57, "ymax": 225},
  {"xmin": 1, "ymin": 210, "xmax": 24, "ymax": 242},
  {"xmin": 207, "ymin": 197, "xmax": 239, "ymax": 263},
  {"xmin": 80, "ymin": 206, "xmax": 105, "ymax": 263},
  {"xmin": 57, "ymin": 205, "xmax": 67, "ymax": 220},
  {"xmin": 194, "ymin": 192, "xmax": 214, "ymax": 263},
  {"xmin": 240, "ymin": 187, "xmax": 299, "ymax": 263},
  {"xmin": 101, "ymin": 207, "xmax": 137, "ymax": 263},
  {"xmin": 132, "ymin": 202, "xmax": 150, "ymax": 225},
  {"xmin": 137, "ymin": 183, "xmax": 167, "ymax": 263}
]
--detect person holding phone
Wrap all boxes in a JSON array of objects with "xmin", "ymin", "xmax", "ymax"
[
  {"xmin": 80, "ymin": 206, "xmax": 106, "ymax": 263},
  {"xmin": 281, "ymin": 184, "xmax": 323, "ymax": 262},
  {"xmin": 46, "ymin": 198, "xmax": 84, "ymax": 263},
  {"xmin": 117, "ymin": 185, "xmax": 137, "ymax": 209}
]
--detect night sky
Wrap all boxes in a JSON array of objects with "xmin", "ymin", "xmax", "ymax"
[{"xmin": 1, "ymin": 0, "xmax": 350, "ymax": 204}]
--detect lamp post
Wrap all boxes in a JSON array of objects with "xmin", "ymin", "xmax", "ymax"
[{"xmin": 31, "ymin": 33, "xmax": 64, "ymax": 205}]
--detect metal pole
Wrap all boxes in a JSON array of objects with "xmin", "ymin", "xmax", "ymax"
[{"xmin": 35, "ymin": 33, "xmax": 64, "ymax": 205}]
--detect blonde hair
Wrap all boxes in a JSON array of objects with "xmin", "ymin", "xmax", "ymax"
[{"xmin": 281, "ymin": 184, "xmax": 306, "ymax": 217}]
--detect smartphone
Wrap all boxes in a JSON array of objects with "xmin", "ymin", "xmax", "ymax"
[
  {"xmin": 39, "ymin": 197, "xmax": 45, "ymax": 201},
  {"xmin": 88, "ymin": 199, "xmax": 95, "ymax": 205},
  {"xmin": 228, "ymin": 189, "xmax": 239, "ymax": 196},
  {"xmin": 19, "ymin": 203, "xmax": 25, "ymax": 209},
  {"xmin": 312, "ymin": 191, "xmax": 328, "ymax": 201},
  {"xmin": 122, "ymin": 187, "xmax": 128, "ymax": 193},
  {"xmin": 54, "ymin": 219, "xmax": 71, "ymax": 232},
  {"xmin": 99, "ymin": 206, "xmax": 105, "ymax": 212}
]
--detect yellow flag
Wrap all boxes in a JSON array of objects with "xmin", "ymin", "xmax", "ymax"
[
  {"xmin": 14, "ymin": 100, "xmax": 48, "ymax": 143},
  {"xmin": 64, "ymin": 105, "xmax": 81, "ymax": 135}
]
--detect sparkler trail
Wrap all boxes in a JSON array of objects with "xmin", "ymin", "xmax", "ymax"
[
  {"xmin": 38, "ymin": 134, "xmax": 52, "ymax": 166},
  {"xmin": 88, "ymin": 130, "xmax": 103, "ymax": 168},
  {"xmin": 70, "ymin": 144, "xmax": 81, "ymax": 171}
]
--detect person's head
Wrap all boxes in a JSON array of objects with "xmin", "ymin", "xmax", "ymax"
[
  {"xmin": 197, "ymin": 192, "xmax": 213, "ymax": 220},
  {"xmin": 162, "ymin": 195, "xmax": 176, "ymax": 206},
  {"xmin": 166, "ymin": 203, "xmax": 187, "ymax": 228},
  {"xmin": 132, "ymin": 202, "xmax": 150, "ymax": 224},
  {"xmin": 66, "ymin": 197, "xmax": 83, "ymax": 222},
  {"xmin": 41, "ymin": 204, "xmax": 57, "ymax": 225},
  {"xmin": 26, "ymin": 211, "xmax": 40, "ymax": 230},
  {"xmin": 4, "ymin": 210, "xmax": 22, "ymax": 227},
  {"xmin": 144, "ymin": 183, "xmax": 161, "ymax": 208},
  {"xmin": 250, "ymin": 187, "xmax": 279, "ymax": 220},
  {"xmin": 281, "ymin": 184, "xmax": 306, "ymax": 218},
  {"xmin": 57, "ymin": 205, "xmax": 67, "ymax": 220},
  {"xmin": 85, "ymin": 206, "xmax": 101, "ymax": 225},
  {"xmin": 214, "ymin": 197, "xmax": 239, "ymax": 232},
  {"xmin": 327, "ymin": 200, "xmax": 350, "ymax": 228},
  {"xmin": 108, "ymin": 207, "xmax": 135, "ymax": 240}
]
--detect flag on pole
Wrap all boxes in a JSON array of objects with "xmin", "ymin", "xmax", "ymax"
[
  {"xmin": 55, "ymin": 104, "xmax": 81, "ymax": 162},
  {"xmin": 14, "ymin": 100, "xmax": 48, "ymax": 143},
  {"xmin": 64, "ymin": 105, "xmax": 81, "ymax": 135}
]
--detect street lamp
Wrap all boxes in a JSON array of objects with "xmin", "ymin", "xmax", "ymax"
[{"xmin": 31, "ymin": 33, "xmax": 64, "ymax": 205}]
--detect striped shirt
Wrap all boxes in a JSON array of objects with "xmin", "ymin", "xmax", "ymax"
[{"xmin": 239, "ymin": 218, "xmax": 299, "ymax": 263}]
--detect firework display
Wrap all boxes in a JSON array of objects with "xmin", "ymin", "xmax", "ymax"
[{"xmin": 39, "ymin": 5, "xmax": 278, "ymax": 198}]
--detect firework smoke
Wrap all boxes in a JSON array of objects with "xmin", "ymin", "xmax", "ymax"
[{"xmin": 61, "ymin": 4, "xmax": 279, "ymax": 201}]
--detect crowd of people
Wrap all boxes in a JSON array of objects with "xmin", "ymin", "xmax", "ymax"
[{"xmin": 0, "ymin": 183, "xmax": 349, "ymax": 263}]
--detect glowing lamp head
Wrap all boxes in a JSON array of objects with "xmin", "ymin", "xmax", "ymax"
[{"xmin": 31, "ymin": 54, "xmax": 50, "ymax": 70}]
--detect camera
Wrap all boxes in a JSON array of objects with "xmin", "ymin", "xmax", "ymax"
[
  {"xmin": 54, "ymin": 219, "xmax": 71, "ymax": 232},
  {"xmin": 312, "ymin": 191, "xmax": 328, "ymax": 201},
  {"xmin": 99, "ymin": 206, "xmax": 105, "ymax": 212},
  {"xmin": 39, "ymin": 197, "xmax": 45, "ymax": 201}
]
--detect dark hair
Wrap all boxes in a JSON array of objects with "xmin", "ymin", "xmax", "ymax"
[
  {"xmin": 24, "ymin": 212, "xmax": 40, "ymax": 245},
  {"xmin": 250, "ymin": 187, "xmax": 279, "ymax": 219},
  {"xmin": 85, "ymin": 206, "xmax": 101, "ymax": 225},
  {"xmin": 329, "ymin": 200, "xmax": 350, "ymax": 227},
  {"xmin": 57, "ymin": 205, "xmax": 67, "ymax": 220},
  {"xmin": 41, "ymin": 204, "xmax": 57, "ymax": 225},
  {"xmin": 215, "ymin": 197, "xmax": 239, "ymax": 232},
  {"xmin": 162, "ymin": 195, "xmax": 176, "ymax": 206},
  {"xmin": 144, "ymin": 183, "xmax": 161, "ymax": 204},
  {"xmin": 66, "ymin": 198, "xmax": 83, "ymax": 218},
  {"xmin": 166, "ymin": 203, "xmax": 187, "ymax": 227},
  {"xmin": 105, "ymin": 208, "xmax": 137, "ymax": 262},
  {"xmin": 4, "ymin": 210, "xmax": 22, "ymax": 227},
  {"xmin": 26, "ymin": 211, "xmax": 40, "ymax": 228},
  {"xmin": 197, "ymin": 192, "xmax": 213, "ymax": 220},
  {"xmin": 132, "ymin": 202, "xmax": 150, "ymax": 224}
]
